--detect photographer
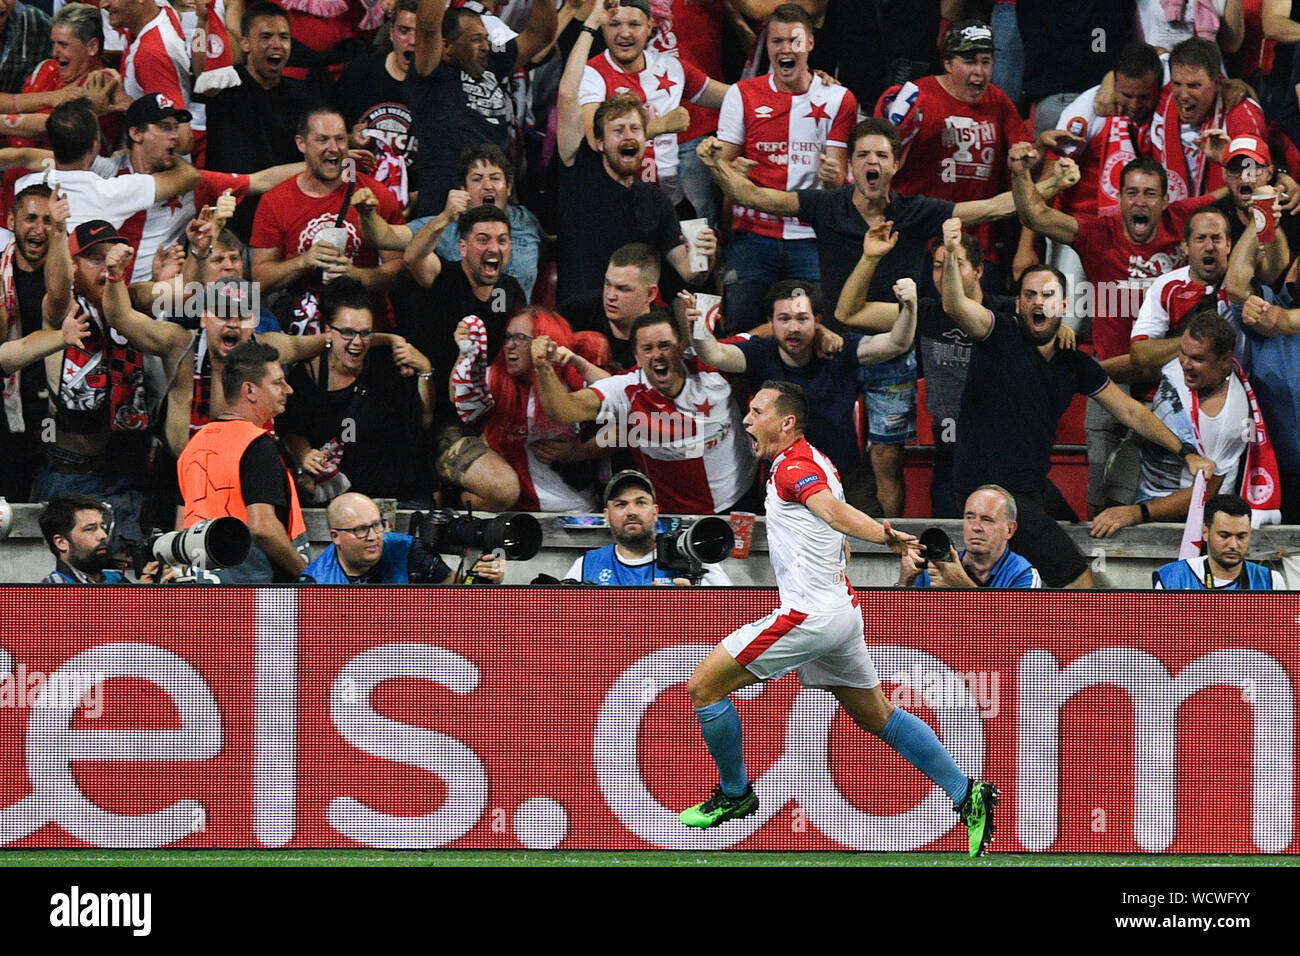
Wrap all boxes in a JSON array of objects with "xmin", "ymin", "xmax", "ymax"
[
  {"xmin": 38, "ymin": 494, "xmax": 172, "ymax": 584},
  {"xmin": 565, "ymin": 471, "xmax": 732, "ymax": 586},
  {"xmin": 898, "ymin": 486, "xmax": 1041, "ymax": 589},
  {"xmin": 298, "ymin": 493, "xmax": 506, "ymax": 584}
]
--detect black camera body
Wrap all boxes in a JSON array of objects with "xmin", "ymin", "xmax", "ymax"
[
  {"xmin": 409, "ymin": 508, "xmax": 543, "ymax": 562},
  {"xmin": 919, "ymin": 527, "xmax": 953, "ymax": 566},
  {"xmin": 655, "ymin": 515, "xmax": 735, "ymax": 583}
]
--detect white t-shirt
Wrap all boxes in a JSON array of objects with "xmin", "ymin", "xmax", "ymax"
[{"xmin": 14, "ymin": 163, "xmax": 156, "ymax": 232}]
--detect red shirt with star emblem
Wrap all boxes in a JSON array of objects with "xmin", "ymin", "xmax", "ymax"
[
  {"xmin": 585, "ymin": 356, "xmax": 756, "ymax": 513},
  {"xmin": 579, "ymin": 48, "xmax": 710, "ymax": 185},
  {"xmin": 103, "ymin": 156, "xmax": 250, "ymax": 283},
  {"xmin": 250, "ymin": 172, "xmax": 402, "ymax": 274},
  {"xmin": 717, "ymin": 73, "xmax": 857, "ymax": 239}
]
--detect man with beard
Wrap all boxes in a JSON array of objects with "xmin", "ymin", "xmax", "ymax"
[
  {"xmin": 1130, "ymin": 207, "xmax": 1235, "ymax": 372},
  {"xmin": 939, "ymin": 218, "xmax": 1214, "ymax": 588},
  {"xmin": 201, "ymin": 2, "xmax": 316, "ymax": 240},
  {"xmin": 1153, "ymin": 493, "xmax": 1283, "ymax": 589},
  {"xmin": 556, "ymin": 33, "xmax": 715, "ymax": 305},
  {"xmin": 1094, "ymin": 309, "xmax": 1265, "ymax": 537},
  {"xmin": 250, "ymin": 107, "xmax": 405, "ymax": 335},
  {"xmin": 38, "ymin": 492, "xmax": 171, "ymax": 583},
  {"xmin": 331, "ymin": 0, "xmax": 420, "ymax": 208},
  {"xmin": 36, "ymin": 215, "xmax": 194, "ymax": 549},
  {"xmin": 531, "ymin": 310, "xmax": 755, "ymax": 515},
  {"xmin": 565, "ymin": 470, "xmax": 732, "ymax": 585},
  {"xmin": 690, "ymin": 267, "xmax": 918, "ymax": 513},
  {"xmin": 1014, "ymin": 149, "xmax": 1222, "ymax": 514},
  {"xmin": 1206, "ymin": 135, "xmax": 1298, "ymax": 273},
  {"xmin": 408, "ymin": 0, "xmax": 557, "ymax": 216},
  {"xmin": 575, "ymin": 0, "xmax": 727, "ymax": 209}
]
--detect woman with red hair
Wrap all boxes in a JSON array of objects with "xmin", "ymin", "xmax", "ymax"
[{"xmin": 452, "ymin": 306, "xmax": 611, "ymax": 511}]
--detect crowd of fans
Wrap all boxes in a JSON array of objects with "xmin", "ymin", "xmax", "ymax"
[{"xmin": 2, "ymin": 0, "xmax": 1298, "ymax": 586}]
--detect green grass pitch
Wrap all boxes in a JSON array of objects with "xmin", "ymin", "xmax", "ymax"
[{"xmin": 1, "ymin": 850, "xmax": 1297, "ymax": 867}]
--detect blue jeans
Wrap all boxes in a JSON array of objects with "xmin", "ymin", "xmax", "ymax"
[
  {"xmin": 679, "ymin": 135, "xmax": 719, "ymax": 227},
  {"xmin": 721, "ymin": 232, "xmax": 820, "ymax": 333},
  {"xmin": 31, "ymin": 465, "xmax": 145, "ymax": 551},
  {"xmin": 991, "ymin": 2, "xmax": 1024, "ymax": 112}
]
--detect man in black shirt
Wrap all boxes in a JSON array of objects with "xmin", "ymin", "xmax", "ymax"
[
  {"xmin": 559, "ymin": 242, "xmax": 662, "ymax": 373},
  {"xmin": 332, "ymin": 0, "xmax": 419, "ymax": 209},
  {"xmin": 201, "ymin": 2, "xmax": 317, "ymax": 241},
  {"xmin": 395, "ymin": 202, "xmax": 525, "ymax": 405},
  {"xmin": 938, "ymin": 217, "xmax": 1214, "ymax": 588},
  {"xmin": 408, "ymin": 0, "xmax": 556, "ymax": 216},
  {"xmin": 555, "ymin": 21, "xmax": 715, "ymax": 305}
]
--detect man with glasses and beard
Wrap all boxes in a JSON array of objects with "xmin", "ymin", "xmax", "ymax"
[{"xmin": 298, "ymin": 491, "xmax": 505, "ymax": 584}]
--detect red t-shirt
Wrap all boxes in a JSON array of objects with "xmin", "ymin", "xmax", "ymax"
[
  {"xmin": 876, "ymin": 75, "xmax": 1030, "ymax": 260},
  {"xmin": 651, "ymin": 0, "xmax": 725, "ymax": 141},
  {"xmin": 1070, "ymin": 193, "xmax": 1216, "ymax": 360}
]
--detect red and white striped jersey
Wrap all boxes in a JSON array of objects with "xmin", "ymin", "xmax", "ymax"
[
  {"xmin": 586, "ymin": 356, "xmax": 755, "ymax": 513},
  {"xmin": 717, "ymin": 73, "xmax": 856, "ymax": 239},
  {"xmin": 102, "ymin": 155, "xmax": 250, "ymax": 283},
  {"xmin": 1130, "ymin": 265, "xmax": 1231, "ymax": 343},
  {"xmin": 1055, "ymin": 83, "xmax": 1143, "ymax": 217},
  {"xmin": 123, "ymin": 8, "xmax": 201, "ymax": 131},
  {"xmin": 579, "ymin": 49, "xmax": 709, "ymax": 184},
  {"xmin": 766, "ymin": 436, "xmax": 854, "ymax": 614}
]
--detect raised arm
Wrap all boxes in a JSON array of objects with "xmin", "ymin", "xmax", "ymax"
[
  {"xmin": 41, "ymin": 186, "xmax": 73, "ymax": 328},
  {"xmin": 514, "ymin": 0, "xmax": 559, "ymax": 69},
  {"xmin": 151, "ymin": 158, "xmax": 202, "ymax": 203},
  {"xmin": 0, "ymin": 304, "xmax": 89, "ymax": 375},
  {"xmin": 696, "ymin": 136, "xmax": 800, "ymax": 218},
  {"xmin": 414, "ymin": 0, "xmax": 449, "ymax": 76},
  {"xmin": 834, "ymin": 219, "xmax": 902, "ymax": 333},
  {"xmin": 938, "ymin": 218, "xmax": 994, "ymax": 338},
  {"xmin": 351, "ymin": 187, "xmax": 414, "ymax": 251},
  {"xmin": 101, "ymin": 243, "xmax": 193, "ymax": 356},
  {"xmin": 1011, "ymin": 144, "xmax": 1080, "ymax": 244},
  {"xmin": 955, "ymin": 144, "xmax": 1080, "ymax": 226},
  {"xmin": 405, "ymin": 189, "xmax": 469, "ymax": 286},
  {"xmin": 682, "ymin": 291, "xmax": 747, "ymax": 373},
  {"xmin": 530, "ymin": 335, "xmax": 604, "ymax": 423},
  {"xmin": 856, "ymin": 278, "xmax": 918, "ymax": 365},
  {"xmin": 557, "ymin": 3, "xmax": 606, "ymax": 167}
]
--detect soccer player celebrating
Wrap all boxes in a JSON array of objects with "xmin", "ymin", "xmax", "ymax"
[{"xmin": 679, "ymin": 381, "xmax": 999, "ymax": 856}]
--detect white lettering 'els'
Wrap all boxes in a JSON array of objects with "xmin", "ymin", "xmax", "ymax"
[{"xmin": 49, "ymin": 886, "xmax": 152, "ymax": 937}]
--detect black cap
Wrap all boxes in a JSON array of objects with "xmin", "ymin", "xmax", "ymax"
[
  {"xmin": 124, "ymin": 92, "xmax": 193, "ymax": 130},
  {"xmin": 604, "ymin": 469, "xmax": 654, "ymax": 504},
  {"xmin": 943, "ymin": 20, "xmax": 995, "ymax": 57},
  {"xmin": 68, "ymin": 220, "xmax": 128, "ymax": 257}
]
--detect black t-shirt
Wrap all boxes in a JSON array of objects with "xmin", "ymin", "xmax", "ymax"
[
  {"xmin": 277, "ymin": 355, "xmax": 425, "ymax": 499},
  {"xmin": 917, "ymin": 293, "xmax": 1016, "ymax": 433},
  {"xmin": 331, "ymin": 53, "xmax": 416, "ymax": 184},
  {"xmin": 407, "ymin": 39, "xmax": 518, "ymax": 217},
  {"xmin": 390, "ymin": 259, "xmax": 525, "ymax": 399},
  {"xmin": 555, "ymin": 143, "xmax": 683, "ymax": 305},
  {"xmin": 558, "ymin": 292, "xmax": 636, "ymax": 373},
  {"xmin": 737, "ymin": 333, "xmax": 865, "ymax": 475},
  {"xmin": 200, "ymin": 67, "xmax": 319, "ymax": 240},
  {"xmin": 953, "ymin": 311, "xmax": 1110, "ymax": 496},
  {"xmin": 2, "ymin": 264, "xmax": 49, "ymax": 440},
  {"xmin": 796, "ymin": 186, "xmax": 954, "ymax": 336},
  {"xmin": 239, "ymin": 432, "xmax": 292, "ymax": 529}
]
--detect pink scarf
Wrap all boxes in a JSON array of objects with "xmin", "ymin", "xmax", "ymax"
[{"xmin": 1, "ymin": 242, "xmax": 24, "ymax": 433}]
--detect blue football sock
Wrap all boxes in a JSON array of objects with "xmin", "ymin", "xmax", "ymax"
[
  {"xmin": 879, "ymin": 707, "xmax": 969, "ymax": 803},
  {"xmin": 695, "ymin": 698, "xmax": 749, "ymax": 797}
]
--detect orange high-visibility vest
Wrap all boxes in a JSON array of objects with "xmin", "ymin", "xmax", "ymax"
[{"xmin": 178, "ymin": 418, "xmax": 306, "ymax": 539}]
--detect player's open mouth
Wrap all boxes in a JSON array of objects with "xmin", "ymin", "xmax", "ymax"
[{"xmin": 776, "ymin": 55, "xmax": 797, "ymax": 72}]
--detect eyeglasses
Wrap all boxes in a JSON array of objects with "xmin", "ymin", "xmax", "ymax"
[
  {"xmin": 504, "ymin": 332, "xmax": 533, "ymax": 345},
  {"xmin": 333, "ymin": 519, "xmax": 387, "ymax": 539},
  {"xmin": 331, "ymin": 327, "xmax": 374, "ymax": 342}
]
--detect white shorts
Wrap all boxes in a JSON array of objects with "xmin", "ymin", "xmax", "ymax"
[{"xmin": 721, "ymin": 602, "xmax": 880, "ymax": 690}]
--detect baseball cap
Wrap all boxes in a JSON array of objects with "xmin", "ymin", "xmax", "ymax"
[
  {"xmin": 1224, "ymin": 135, "xmax": 1271, "ymax": 167},
  {"xmin": 124, "ymin": 92, "xmax": 193, "ymax": 130},
  {"xmin": 68, "ymin": 220, "xmax": 129, "ymax": 257},
  {"xmin": 944, "ymin": 20, "xmax": 995, "ymax": 57},
  {"xmin": 618, "ymin": 0, "xmax": 652, "ymax": 18},
  {"xmin": 604, "ymin": 469, "xmax": 655, "ymax": 504}
]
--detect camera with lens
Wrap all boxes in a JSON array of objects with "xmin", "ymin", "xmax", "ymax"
[
  {"xmin": 127, "ymin": 517, "xmax": 252, "ymax": 581},
  {"xmin": 656, "ymin": 515, "xmax": 735, "ymax": 584},
  {"xmin": 409, "ymin": 508, "xmax": 543, "ymax": 582},
  {"xmin": 918, "ymin": 527, "xmax": 953, "ymax": 566}
]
